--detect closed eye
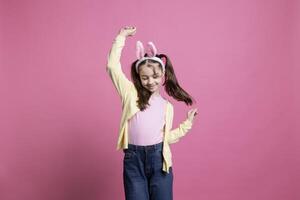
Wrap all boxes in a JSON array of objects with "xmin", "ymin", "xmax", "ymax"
[{"xmin": 141, "ymin": 73, "xmax": 160, "ymax": 80}]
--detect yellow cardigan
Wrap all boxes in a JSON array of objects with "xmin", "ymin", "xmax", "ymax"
[{"xmin": 106, "ymin": 34, "xmax": 193, "ymax": 173}]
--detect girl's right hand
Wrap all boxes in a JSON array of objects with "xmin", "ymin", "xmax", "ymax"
[{"xmin": 119, "ymin": 26, "xmax": 137, "ymax": 37}]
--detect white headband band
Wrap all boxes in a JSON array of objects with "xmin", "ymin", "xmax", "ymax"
[{"xmin": 135, "ymin": 40, "xmax": 165, "ymax": 74}]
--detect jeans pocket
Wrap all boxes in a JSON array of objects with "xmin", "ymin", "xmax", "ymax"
[
  {"xmin": 124, "ymin": 149, "xmax": 136, "ymax": 160},
  {"xmin": 156, "ymin": 149, "xmax": 163, "ymax": 155}
]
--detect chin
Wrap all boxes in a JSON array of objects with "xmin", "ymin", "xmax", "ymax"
[
  {"xmin": 151, "ymin": 89, "xmax": 160, "ymax": 94},
  {"xmin": 144, "ymin": 85, "xmax": 159, "ymax": 93}
]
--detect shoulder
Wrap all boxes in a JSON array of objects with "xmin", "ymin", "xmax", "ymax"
[
  {"xmin": 165, "ymin": 100, "xmax": 174, "ymax": 111},
  {"xmin": 161, "ymin": 95, "xmax": 170, "ymax": 104}
]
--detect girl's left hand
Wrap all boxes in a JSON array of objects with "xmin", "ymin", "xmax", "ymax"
[{"xmin": 187, "ymin": 108, "xmax": 198, "ymax": 123}]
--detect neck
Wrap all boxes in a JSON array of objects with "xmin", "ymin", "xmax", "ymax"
[{"xmin": 151, "ymin": 90, "xmax": 160, "ymax": 96}]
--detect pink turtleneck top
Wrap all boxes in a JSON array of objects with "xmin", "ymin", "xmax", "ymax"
[{"xmin": 128, "ymin": 94, "xmax": 167, "ymax": 146}]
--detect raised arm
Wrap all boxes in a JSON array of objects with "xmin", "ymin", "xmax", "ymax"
[{"xmin": 106, "ymin": 27, "xmax": 136, "ymax": 101}]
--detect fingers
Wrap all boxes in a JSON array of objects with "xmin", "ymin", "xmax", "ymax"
[
  {"xmin": 119, "ymin": 26, "xmax": 136, "ymax": 37},
  {"xmin": 124, "ymin": 26, "xmax": 136, "ymax": 30},
  {"xmin": 188, "ymin": 108, "xmax": 198, "ymax": 116},
  {"xmin": 194, "ymin": 108, "xmax": 198, "ymax": 116},
  {"xmin": 123, "ymin": 26, "xmax": 137, "ymax": 36}
]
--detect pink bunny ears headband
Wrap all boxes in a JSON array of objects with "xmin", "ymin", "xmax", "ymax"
[{"xmin": 135, "ymin": 40, "xmax": 165, "ymax": 74}]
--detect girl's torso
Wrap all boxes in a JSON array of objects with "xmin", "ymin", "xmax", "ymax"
[{"xmin": 128, "ymin": 94, "xmax": 167, "ymax": 146}]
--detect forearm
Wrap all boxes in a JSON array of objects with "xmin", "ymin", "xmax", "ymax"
[
  {"xmin": 107, "ymin": 34, "xmax": 126, "ymax": 70},
  {"xmin": 167, "ymin": 118, "xmax": 193, "ymax": 144},
  {"xmin": 106, "ymin": 33, "xmax": 133, "ymax": 99}
]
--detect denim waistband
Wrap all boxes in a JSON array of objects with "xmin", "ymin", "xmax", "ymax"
[{"xmin": 127, "ymin": 141, "xmax": 163, "ymax": 151}]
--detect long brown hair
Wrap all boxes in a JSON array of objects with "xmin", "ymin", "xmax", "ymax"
[{"xmin": 131, "ymin": 53, "xmax": 195, "ymax": 111}]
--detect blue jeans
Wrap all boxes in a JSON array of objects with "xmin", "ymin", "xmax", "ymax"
[{"xmin": 123, "ymin": 141, "xmax": 173, "ymax": 200}]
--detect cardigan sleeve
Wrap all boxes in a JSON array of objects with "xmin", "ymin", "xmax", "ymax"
[
  {"xmin": 106, "ymin": 34, "xmax": 133, "ymax": 101},
  {"xmin": 166, "ymin": 104, "xmax": 193, "ymax": 144}
]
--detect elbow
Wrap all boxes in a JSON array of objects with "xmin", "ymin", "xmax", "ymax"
[{"xmin": 106, "ymin": 61, "xmax": 117, "ymax": 72}]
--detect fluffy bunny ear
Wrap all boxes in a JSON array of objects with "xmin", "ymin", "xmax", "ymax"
[
  {"xmin": 136, "ymin": 41, "xmax": 145, "ymax": 59},
  {"xmin": 147, "ymin": 41, "xmax": 157, "ymax": 57}
]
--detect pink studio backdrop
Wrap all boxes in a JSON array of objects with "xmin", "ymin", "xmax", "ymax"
[{"xmin": 1, "ymin": 0, "xmax": 299, "ymax": 200}]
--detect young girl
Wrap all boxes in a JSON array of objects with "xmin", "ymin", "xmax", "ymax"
[{"xmin": 106, "ymin": 26, "xmax": 198, "ymax": 200}]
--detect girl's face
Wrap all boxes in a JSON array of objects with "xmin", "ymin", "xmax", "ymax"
[{"xmin": 138, "ymin": 62, "xmax": 165, "ymax": 94}]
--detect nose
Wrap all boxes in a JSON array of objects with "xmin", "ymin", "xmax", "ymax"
[{"xmin": 148, "ymin": 78, "xmax": 154, "ymax": 85}]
